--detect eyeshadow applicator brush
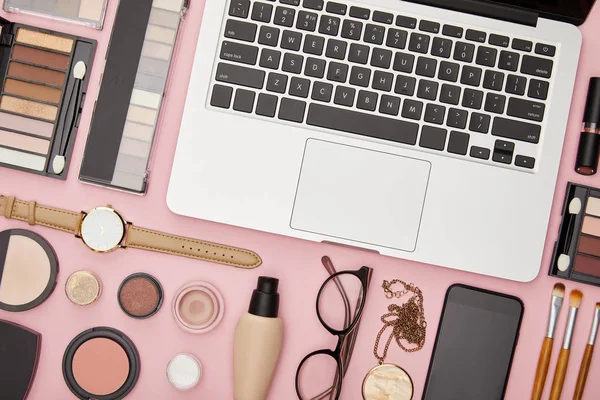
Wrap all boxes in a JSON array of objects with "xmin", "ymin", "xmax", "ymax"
[
  {"xmin": 573, "ymin": 303, "xmax": 600, "ymax": 400},
  {"xmin": 557, "ymin": 197, "xmax": 582, "ymax": 272}
]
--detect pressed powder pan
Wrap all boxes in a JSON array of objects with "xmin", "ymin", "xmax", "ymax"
[{"xmin": 0, "ymin": 320, "xmax": 41, "ymax": 399}]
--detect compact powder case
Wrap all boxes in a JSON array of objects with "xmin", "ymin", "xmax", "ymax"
[
  {"xmin": 65, "ymin": 270, "xmax": 102, "ymax": 306},
  {"xmin": 4, "ymin": 0, "xmax": 109, "ymax": 30},
  {"xmin": 0, "ymin": 228, "xmax": 58, "ymax": 312},
  {"xmin": 173, "ymin": 281, "xmax": 225, "ymax": 334},
  {"xmin": 118, "ymin": 273, "xmax": 164, "ymax": 319},
  {"xmin": 0, "ymin": 319, "xmax": 41, "ymax": 399}
]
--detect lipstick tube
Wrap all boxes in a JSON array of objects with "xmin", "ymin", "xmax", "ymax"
[{"xmin": 576, "ymin": 78, "xmax": 600, "ymax": 175}]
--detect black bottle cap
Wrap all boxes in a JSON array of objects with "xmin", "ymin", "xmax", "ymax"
[
  {"xmin": 248, "ymin": 276, "xmax": 280, "ymax": 318},
  {"xmin": 576, "ymin": 130, "xmax": 600, "ymax": 175},
  {"xmin": 584, "ymin": 78, "xmax": 600, "ymax": 125}
]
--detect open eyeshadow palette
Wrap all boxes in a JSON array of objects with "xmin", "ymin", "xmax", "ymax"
[
  {"xmin": 79, "ymin": 0, "xmax": 186, "ymax": 194},
  {"xmin": 550, "ymin": 182, "xmax": 600, "ymax": 287},
  {"xmin": 4, "ymin": 0, "xmax": 108, "ymax": 30},
  {"xmin": 0, "ymin": 18, "xmax": 95, "ymax": 179}
]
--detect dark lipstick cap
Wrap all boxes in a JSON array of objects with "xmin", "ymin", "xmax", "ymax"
[
  {"xmin": 576, "ymin": 78, "xmax": 600, "ymax": 175},
  {"xmin": 584, "ymin": 78, "xmax": 600, "ymax": 125}
]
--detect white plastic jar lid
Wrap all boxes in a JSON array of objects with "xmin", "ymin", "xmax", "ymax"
[{"xmin": 167, "ymin": 354, "xmax": 202, "ymax": 390}]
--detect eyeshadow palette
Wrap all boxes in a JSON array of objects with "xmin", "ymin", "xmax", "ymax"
[
  {"xmin": 550, "ymin": 182, "xmax": 600, "ymax": 287},
  {"xmin": 79, "ymin": 0, "xmax": 186, "ymax": 194},
  {"xmin": 4, "ymin": 0, "xmax": 108, "ymax": 30},
  {"xmin": 0, "ymin": 19, "xmax": 96, "ymax": 179}
]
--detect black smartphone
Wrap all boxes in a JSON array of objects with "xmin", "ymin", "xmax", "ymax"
[{"xmin": 422, "ymin": 284, "xmax": 524, "ymax": 400}]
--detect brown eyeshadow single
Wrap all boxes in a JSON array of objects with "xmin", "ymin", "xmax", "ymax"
[
  {"xmin": 8, "ymin": 62, "xmax": 65, "ymax": 87},
  {"xmin": 574, "ymin": 254, "xmax": 600, "ymax": 276},
  {"xmin": 577, "ymin": 235, "xmax": 600, "ymax": 258},
  {"xmin": 4, "ymin": 79, "xmax": 62, "ymax": 104},
  {"xmin": 11, "ymin": 45, "xmax": 70, "ymax": 70}
]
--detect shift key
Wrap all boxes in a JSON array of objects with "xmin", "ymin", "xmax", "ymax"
[
  {"xmin": 216, "ymin": 63, "xmax": 265, "ymax": 89},
  {"xmin": 492, "ymin": 117, "xmax": 541, "ymax": 144},
  {"xmin": 220, "ymin": 41, "xmax": 259, "ymax": 65}
]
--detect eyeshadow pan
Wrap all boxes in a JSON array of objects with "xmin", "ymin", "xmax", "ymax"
[
  {"xmin": 138, "ymin": 56, "xmax": 170, "ymax": 78},
  {"xmin": 115, "ymin": 154, "xmax": 148, "ymax": 175},
  {"xmin": 134, "ymin": 73, "xmax": 166, "ymax": 93},
  {"xmin": 0, "ymin": 112, "xmax": 54, "ymax": 138},
  {"xmin": 0, "ymin": 96, "xmax": 58, "ymax": 121},
  {"xmin": 0, "ymin": 129, "xmax": 49, "ymax": 154},
  {"xmin": 120, "ymin": 137, "xmax": 151, "ymax": 158},
  {"xmin": 123, "ymin": 121, "xmax": 154, "ymax": 142},
  {"xmin": 582, "ymin": 216, "xmax": 600, "ymax": 237},
  {"xmin": 8, "ymin": 62, "xmax": 66, "ymax": 87},
  {"xmin": 126, "ymin": 105, "xmax": 157, "ymax": 126},
  {"xmin": 154, "ymin": 0, "xmax": 184, "ymax": 12},
  {"xmin": 574, "ymin": 254, "xmax": 600, "ymax": 276},
  {"xmin": 0, "ymin": 147, "xmax": 46, "ymax": 171},
  {"xmin": 577, "ymin": 235, "xmax": 600, "ymax": 258},
  {"xmin": 142, "ymin": 41, "xmax": 172, "ymax": 61},
  {"xmin": 79, "ymin": 0, "xmax": 104, "ymax": 21},
  {"xmin": 4, "ymin": 79, "xmax": 62, "ymax": 104},
  {"xmin": 130, "ymin": 89, "xmax": 161, "ymax": 109},
  {"xmin": 12, "ymin": 45, "xmax": 70, "ymax": 70},
  {"xmin": 111, "ymin": 171, "xmax": 145, "ymax": 192},
  {"xmin": 149, "ymin": 8, "xmax": 181, "ymax": 29},
  {"xmin": 56, "ymin": 0, "xmax": 80, "ymax": 17},
  {"xmin": 145, "ymin": 25, "xmax": 176, "ymax": 45},
  {"xmin": 16, "ymin": 28, "xmax": 74, "ymax": 53},
  {"xmin": 586, "ymin": 197, "xmax": 600, "ymax": 217}
]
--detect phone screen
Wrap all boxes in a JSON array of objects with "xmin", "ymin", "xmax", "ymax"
[{"xmin": 423, "ymin": 285, "xmax": 523, "ymax": 400}]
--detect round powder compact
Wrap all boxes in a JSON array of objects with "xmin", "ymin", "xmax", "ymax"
[
  {"xmin": 65, "ymin": 270, "xmax": 102, "ymax": 306},
  {"xmin": 172, "ymin": 281, "xmax": 224, "ymax": 333},
  {"xmin": 0, "ymin": 229, "xmax": 58, "ymax": 312},
  {"xmin": 118, "ymin": 273, "xmax": 163, "ymax": 319},
  {"xmin": 62, "ymin": 327, "xmax": 140, "ymax": 400},
  {"xmin": 167, "ymin": 353, "xmax": 202, "ymax": 390}
]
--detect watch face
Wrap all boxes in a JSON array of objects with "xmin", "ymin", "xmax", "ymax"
[{"xmin": 80, "ymin": 207, "xmax": 125, "ymax": 252}]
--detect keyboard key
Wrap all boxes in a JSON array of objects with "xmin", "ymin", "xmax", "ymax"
[
  {"xmin": 373, "ymin": 11, "xmax": 394, "ymax": 24},
  {"xmin": 256, "ymin": 93, "xmax": 278, "ymax": 117},
  {"xmin": 476, "ymin": 46, "xmax": 497, "ymax": 67},
  {"xmin": 364, "ymin": 24, "xmax": 385, "ymax": 45},
  {"xmin": 349, "ymin": 43, "xmax": 370, "ymax": 64},
  {"xmin": 424, "ymin": 104, "xmax": 446, "ymax": 125},
  {"xmin": 303, "ymin": 34, "xmax": 324, "ymax": 55},
  {"xmin": 394, "ymin": 75, "xmax": 416, "ymax": 96},
  {"xmin": 251, "ymin": 3, "xmax": 273, "ymax": 22},
  {"xmin": 535, "ymin": 43, "xmax": 556, "ymax": 57},
  {"xmin": 438, "ymin": 61, "xmax": 459, "ymax": 82},
  {"xmin": 308, "ymin": 103, "xmax": 419, "ymax": 144},
  {"xmin": 420, "ymin": 20, "xmax": 440, "ymax": 34},
  {"xmin": 327, "ymin": 62, "xmax": 349, "ymax": 82},
  {"xmin": 387, "ymin": 29, "xmax": 408, "ymax": 49},
  {"xmin": 258, "ymin": 26, "xmax": 280, "ymax": 46},
  {"xmin": 281, "ymin": 30, "xmax": 302, "ymax": 51},
  {"xmin": 371, "ymin": 48, "xmax": 393, "ymax": 69},
  {"xmin": 319, "ymin": 15, "xmax": 340, "ymax": 35},
  {"xmin": 325, "ymin": 39, "xmax": 347, "ymax": 59},
  {"xmin": 431, "ymin": 37, "xmax": 452, "ymax": 59},
  {"xmin": 278, "ymin": 98, "xmax": 306, "ymax": 122},
  {"xmin": 260, "ymin": 49, "xmax": 281, "ymax": 69},
  {"xmin": 453, "ymin": 42, "xmax": 475, "ymax": 62},
  {"xmin": 396, "ymin": 15, "xmax": 417, "ymax": 29},
  {"xmin": 470, "ymin": 146, "xmax": 490, "ymax": 160},
  {"xmin": 484, "ymin": 93, "xmax": 506, "ymax": 114},
  {"xmin": 448, "ymin": 131, "xmax": 470, "ymax": 155},
  {"xmin": 266, "ymin": 72, "xmax": 288, "ymax": 93},
  {"xmin": 350, "ymin": 66, "xmax": 371, "ymax": 87},
  {"xmin": 489, "ymin": 34, "xmax": 509, "ymax": 47},
  {"xmin": 289, "ymin": 77, "xmax": 310, "ymax": 97},
  {"xmin": 515, "ymin": 155, "xmax": 535, "ymax": 169},
  {"xmin": 469, "ymin": 113, "xmax": 491, "ymax": 133},
  {"xmin": 274, "ymin": 6, "xmax": 295, "ymax": 26},
  {"xmin": 349, "ymin": 6, "xmax": 370, "ymax": 19},
  {"xmin": 512, "ymin": 38, "xmax": 532, "ymax": 52},
  {"xmin": 494, "ymin": 139, "xmax": 515, "ymax": 156},
  {"xmin": 420, "ymin": 126, "xmax": 447, "ymax": 150},
  {"xmin": 462, "ymin": 89, "xmax": 483, "ymax": 109},
  {"xmin": 225, "ymin": 19, "xmax": 258, "ymax": 42},
  {"xmin": 305, "ymin": 57, "xmax": 326, "ymax": 77},
  {"xmin": 492, "ymin": 117, "xmax": 541, "ymax": 143},
  {"xmin": 447, "ymin": 108, "xmax": 468, "ymax": 129},
  {"xmin": 528, "ymin": 79, "xmax": 550, "ymax": 100},
  {"xmin": 220, "ymin": 41, "xmax": 258, "ymax": 65},
  {"xmin": 465, "ymin": 29, "xmax": 486, "ymax": 43},
  {"xmin": 334, "ymin": 86, "xmax": 356, "ymax": 106},
  {"xmin": 326, "ymin": 1, "xmax": 346, "ymax": 15},
  {"xmin": 303, "ymin": 0, "xmax": 323, "ymax": 11},
  {"xmin": 507, "ymin": 97, "xmax": 545, "ymax": 122},
  {"xmin": 282, "ymin": 53, "xmax": 304, "ymax": 73},
  {"xmin": 440, "ymin": 84, "xmax": 461, "ymax": 105},
  {"xmin": 521, "ymin": 55, "xmax": 553, "ymax": 78},
  {"xmin": 311, "ymin": 81, "xmax": 334, "ymax": 102},
  {"xmin": 393, "ymin": 52, "xmax": 414, "ymax": 73},
  {"xmin": 483, "ymin": 70, "xmax": 504, "ymax": 91},
  {"xmin": 461, "ymin": 66, "xmax": 482, "ymax": 86},
  {"xmin": 492, "ymin": 151, "xmax": 512, "ymax": 164},
  {"xmin": 408, "ymin": 33, "xmax": 430, "ymax": 54},
  {"xmin": 210, "ymin": 84, "xmax": 233, "ymax": 108},
  {"xmin": 442, "ymin": 25, "xmax": 463, "ymax": 38},
  {"xmin": 229, "ymin": 0, "xmax": 250, "ymax": 18},
  {"xmin": 280, "ymin": 0, "xmax": 300, "ymax": 6},
  {"xmin": 498, "ymin": 50, "xmax": 519, "ymax": 71},
  {"xmin": 297, "ymin": 10, "xmax": 318, "ymax": 31},
  {"xmin": 402, "ymin": 99, "xmax": 423, "ymax": 120},
  {"xmin": 506, "ymin": 75, "xmax": 527, "ymax": 95},
  {"xmin": 233, "ymin": 89, "xmax": 255, "ymax": 112},
  {"xmin": 372, "ymin": 71, "xmax": 394, "ymax": 91},
  {"xmin": 417, "ymin": 80, "xmax": 438, "ymax": 100},
  {"xmin": 341, "ymin": 20, "xmax": 363, "ymax": 40},
  {"xmin": 357, "ymin": 90, "xmax": 378, "ymax": 111},
  {"xmin": 379, "ymin": 95, "xmax": 401, "ymax": 115},
  {"xmin": 416, "ymin": 57, "xmax": 437, "ymax": 78}
]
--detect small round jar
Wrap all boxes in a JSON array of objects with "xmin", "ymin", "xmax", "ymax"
[
  {"xmin": 167, "ymin": 353, "xmax": 202, "ymax": 390},
  {"xmin": 118, "ymin": 273, "xmax": 163, "ymax": 319},
  {"xmin": 65, "ymin": 270, "xmax": 102, "ymax": 306},
  {"xmin": 172, "ymin": 281, "xmax": 224, "ymax": 333}
]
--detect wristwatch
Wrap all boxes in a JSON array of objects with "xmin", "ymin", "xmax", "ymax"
[{"xmin": 0, "ymin": 195, "xmax": 261, "ymax": 269}]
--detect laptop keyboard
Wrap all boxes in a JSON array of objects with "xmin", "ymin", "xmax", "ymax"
[{"xmin": 209, "ymin": 0, "xmax": 557, "ymax": 171}]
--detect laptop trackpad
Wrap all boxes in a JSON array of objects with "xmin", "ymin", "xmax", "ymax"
[{"xmin": 291, "ymin": 139, "xmax": 431, "ymax": 251}]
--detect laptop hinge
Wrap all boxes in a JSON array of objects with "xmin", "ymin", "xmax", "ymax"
[{"xmin": 404, "ymin": 0, "xmax": 538, "ymax": 27}]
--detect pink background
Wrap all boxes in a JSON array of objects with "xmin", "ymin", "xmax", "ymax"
[{"xmin": 1, "ymin": 0, "xmax": 600, "ymax": 398}]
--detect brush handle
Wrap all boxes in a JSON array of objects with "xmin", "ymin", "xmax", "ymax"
[
  {"xmin": 550, "ymin": 348, "xmax": 571, "ymax": 400},
  {"xmin": 573, "ymin": 344, "xmax": 594, "ymax": 400},
  {"xmin": 532, "ymin": 337, "xmax": 553, "ymax": 400}
]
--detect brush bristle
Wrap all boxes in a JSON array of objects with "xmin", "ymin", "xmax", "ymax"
[
  {"xmin": 570, "ymin": 290, "xmax": 583, "ymax": 308},
  {"xmin": 596, "ymin": 302, "xmax": 600, "ymax": 310},
  {"xmin": 553, "ymin": 283, "xmax": 565, "ymax": 298},
  {"xmin": 569, "ymin": 197, "xmax": 582, "ymax": 215}
]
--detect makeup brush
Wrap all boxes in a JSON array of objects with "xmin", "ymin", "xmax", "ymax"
[
  {"xmin": 557, "ymin": 197, "xmax": 582, "ymax": 272},
  {"xmin": 573, "ymin": 303, "xmax": 600, "ymax": 400},
  {"xmin": 531, "ymin": 283, "xmax": 565, "ymax": 400},
  {"xmin": 52, "ymin": 61, "xmax": 87, "ymax": 175},
  {"xmin": 549, "ymin": 290, "xmax": 583, "ymax": 400}
]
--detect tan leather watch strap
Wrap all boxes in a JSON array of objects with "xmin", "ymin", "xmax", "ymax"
[
  {"xmin": 124, "ymin": 225, "xmax": 262, "ymax": 269},
  {"xmin": 0, "ymin": 195, "xmax": 82, "ymax": 234}
]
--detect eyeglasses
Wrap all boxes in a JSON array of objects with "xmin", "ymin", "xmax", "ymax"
[{"xmin": 295, "ymin": 258, "xmax": 372, "ymax": 400}]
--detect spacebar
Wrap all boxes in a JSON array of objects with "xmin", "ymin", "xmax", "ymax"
[{"xmin": 307, "ymin": 104, "xmax": 419, "ymax": 145}]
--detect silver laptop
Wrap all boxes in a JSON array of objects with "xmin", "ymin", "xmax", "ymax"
[{"xmin": 168, "ymin": 0, "xmax": 593, "ymax": 281}]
